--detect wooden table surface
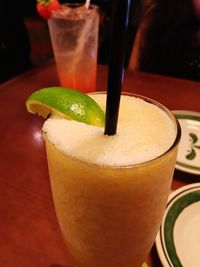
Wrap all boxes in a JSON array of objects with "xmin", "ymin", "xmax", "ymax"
[{"xmin": 0, "ymin": 61, "xmax": 199, "ymax": 267}]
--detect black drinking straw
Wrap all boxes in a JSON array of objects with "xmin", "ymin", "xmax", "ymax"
[{"xmin": 104, "ymin": 0, "xmax": 130, "ymax": 135}]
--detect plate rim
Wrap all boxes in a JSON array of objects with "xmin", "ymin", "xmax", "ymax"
[
  {"xmin": 156, "ymin": 183, "xmax": 200, "ymax": 267},
  {"xmin": 172, "ymin": 110, "xmax": 200, "ymax": 175}
]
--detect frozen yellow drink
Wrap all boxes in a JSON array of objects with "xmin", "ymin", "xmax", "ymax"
[{"xmin": 43, "ymin": 93, "xmax": 180, "ymax": 267}]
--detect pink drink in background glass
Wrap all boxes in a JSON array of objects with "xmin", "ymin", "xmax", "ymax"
[{"xmin": 48, "ymin": 4, "xmax": 99, "ymax": 92}]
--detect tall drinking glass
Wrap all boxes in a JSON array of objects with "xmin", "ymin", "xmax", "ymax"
[
  {"xmin": 43, "ymin": 93, "xmax": 181, "ymax": 267},
  {"xmin": 48, "ymin": 4, "xmax": 99, "ymax": 93}
]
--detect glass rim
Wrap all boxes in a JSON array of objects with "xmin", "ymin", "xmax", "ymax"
[
  {"xmin": 61, "ymin": 3, "xmax": 98, "ymax": 9},
  {"xmin": 88, "ymin": 91, "xmax": 181, "ymax": 169},
  {"xmin": 50, "ymin": 2, "xmax": 99, "ymax": 19}
]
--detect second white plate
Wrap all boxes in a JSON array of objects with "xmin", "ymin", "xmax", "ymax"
[
  {"xmin": 156, "ymin": 183, "xmax": 200, "ymax": 267},
  {"xmin": 173, "ymin": 110, "xmax": 200, "ymax": 175}
]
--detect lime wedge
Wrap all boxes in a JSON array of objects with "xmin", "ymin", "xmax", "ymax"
[{"xmin": 26, "ymin": 87, "xmax": 105, "ymax": 127}]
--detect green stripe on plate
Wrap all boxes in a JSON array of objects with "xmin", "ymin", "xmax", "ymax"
[
  {"xmin": 164, "ymin": 190, "xmax": 200, "ymax": 267},
  {"xmin": 175, "ymin": 114, "xmax": 200, "ymax": 121},
  {"xmin": 176, "ymin": 161, "xmax": 200, "ymax": 171}
]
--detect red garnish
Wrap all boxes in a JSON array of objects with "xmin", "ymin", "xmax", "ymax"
[{"xmin": 36, "ymin": 0, "xmax": 60, "ymax": 20}]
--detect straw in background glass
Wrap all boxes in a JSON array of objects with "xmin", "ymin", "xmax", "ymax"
[{"xmin": 85, "ymin": 0, "xmax": 91, "ymax": 9}]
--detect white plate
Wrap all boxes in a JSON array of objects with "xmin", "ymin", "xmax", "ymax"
[
  {"xmin": 156, "ymin": 183, "xmax": 200, "ymax": 267},
  {"xmin": 173, "ymin": 111, "xmax": 200, "ymax": 175}
]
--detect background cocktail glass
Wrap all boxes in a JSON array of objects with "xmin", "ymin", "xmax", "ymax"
[
  {"xmin": 48, "ymin": 3, "xmax": 99, "ymax": 93},
  {"xmin": 44, "ymin": 93, "xmax": 181, "ymax": 267}
]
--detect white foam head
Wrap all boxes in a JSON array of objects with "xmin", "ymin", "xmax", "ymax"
[{"xmin": 43, "ymin": 94, "xmax": 176, "ymax": 166}]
